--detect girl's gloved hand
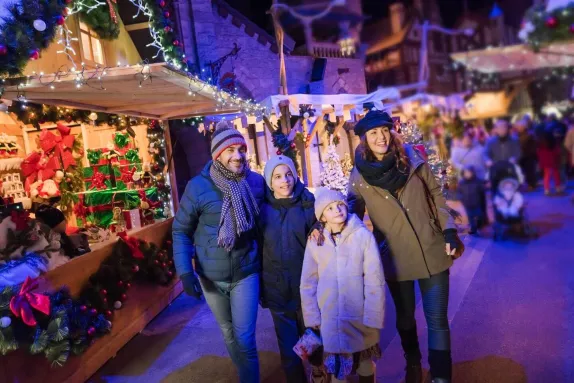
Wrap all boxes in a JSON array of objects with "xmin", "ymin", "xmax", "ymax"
[{"xmin": 443, "ymin": 229, "xmax": 464, "ymax": 259}]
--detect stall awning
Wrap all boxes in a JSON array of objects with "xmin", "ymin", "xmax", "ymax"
[
  {"xmin": 451, "ymin": 42, "xmax": 574, "ymax": 73},
  {"xmin": 384, "ymin": 92, "xmax": 468, "ymax": 115},
  {"xmin": 0, "ymin": 63, "xmax": 264, "ymax": 120}
]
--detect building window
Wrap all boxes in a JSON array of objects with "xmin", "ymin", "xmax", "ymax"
[{"xmin": 79, "ymin": 21, "xmax": 105, "ymax": 65}]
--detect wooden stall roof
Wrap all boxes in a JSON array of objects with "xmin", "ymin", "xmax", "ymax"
[{"xmin": 1, "ymin": 63, "xmax": 259, "ymax": 120}]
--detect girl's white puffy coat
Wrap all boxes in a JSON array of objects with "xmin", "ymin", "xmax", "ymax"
[{"xmin": 300, "ymin": 214, "xmax": 385, "ymax": 354}]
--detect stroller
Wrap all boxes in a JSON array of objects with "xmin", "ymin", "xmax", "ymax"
[{"xmin": 489, "ymin": 161, "xmax": 537, "ymax": 241}]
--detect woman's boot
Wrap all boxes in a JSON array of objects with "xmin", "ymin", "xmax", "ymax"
[
  {"xmin": 428, "ymin": 349, "xmax": 452, "ymax": 383},
  {"xmin": 399, "ymin": 328, "xmax": 422, "ymax": 383}
]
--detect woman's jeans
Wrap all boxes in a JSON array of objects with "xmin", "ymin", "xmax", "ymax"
[
  {"xmin": 269, "ymin": 309, "xmax": 308, "ymax": 383},
  {"xmin": 199, "ymin": 273, "xmax": 260, "ymax": 383},
  {"xmin": 387, "ymin": 269, "xmax": 451, "ymax": 379}
]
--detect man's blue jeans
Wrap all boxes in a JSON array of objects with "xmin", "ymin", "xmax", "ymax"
[{"xmin": 199, "ymin": 273, "xmax": 260, "ymax": 383}]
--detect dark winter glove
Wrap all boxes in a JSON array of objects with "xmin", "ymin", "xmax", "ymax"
[
  {"xmin": 180, "ymin": 272, "xmax": 202, "ymax": 299},
  {"xmin": 443, "ymin": 229, "xmax": 464, "ymax": 259}
]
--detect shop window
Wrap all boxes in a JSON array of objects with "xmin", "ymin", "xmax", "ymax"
[{"xmin": 79, "ymin": 21, "xmax": 105, "ymax": 65}]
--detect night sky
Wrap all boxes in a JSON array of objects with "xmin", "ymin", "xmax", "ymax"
[{"xmin": 227, "ymin": 0, "xmax": 531, "ymax": 43}]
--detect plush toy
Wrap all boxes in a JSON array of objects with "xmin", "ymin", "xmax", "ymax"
[
  {"xmin": 54, "ymin": 170, "xmax": 65, "ymax": 184},
  {"xmin": 37, "ymin": 179, "xmax": 60, "ymax": 199}
]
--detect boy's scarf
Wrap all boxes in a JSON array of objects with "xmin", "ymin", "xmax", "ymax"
[{"xmin": 210, "ymin": 160, "xmax": 260, "ymax": 251}]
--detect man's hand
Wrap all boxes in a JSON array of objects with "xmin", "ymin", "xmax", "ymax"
[
  {"xmin": 181, "ymin": 272, "xmax": 202, "ymax": 299},
  {"xmin": 308, "ymin": 222, "xmax": 325, "ymax": 246}
]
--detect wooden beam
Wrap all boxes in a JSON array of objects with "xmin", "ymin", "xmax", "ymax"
[
  {"xmin": 333, "ymin": 116, "xmax": 346, "ymax": 136},
  {"xmin": 105, "ymin": 101, "xmax": 198, "ymax": 113},
  {"xmin": 159, "ymin": 102, "xmax": 218, "ymax": 119},
  {"xmin": 124, "ymin": 22, "xmax": 150, "ymax": 32},
  {"xmin": 305, "ymin": 115, "xmax": 325, "ymax": 148},
  {"xmin": 262, "ymin": 115, "xmax": 276, "ymax": 134}
]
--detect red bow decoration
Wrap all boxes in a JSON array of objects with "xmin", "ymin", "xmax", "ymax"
[
  {"xmin": 39, "ymin": 124, "xmax": 76, "ymax": 170},
  {"xmin": 121, "ymin": 167, "xmax": 137, "ymax": 184},
  {"xmin": 87, "ymin": 170, "xmax": 107, "ymax": 190},
  {"xmin": 139, "ymin": 190, "xmax": 161, "ymax": 209},
  {"xmin": 117, "ymin": 231, "xmax": 144, "ymax": 259},
  {"xmin": 10, "ymin": 210, "xmax": 30, "ymax": 231},
  {"xmin": 21, "ymin": 152, "xmax": 59, "ymax": 192},
  {"xmin": 9, "ymin": 277, "xmax": 51, "ymax": 327},
  {"xmin": 413, "ymin": 144, "xmax": 428, "ymax": 161},
  {"xmin": 74, "ymin": 195, "xmax": 89, "ymax": 226}
]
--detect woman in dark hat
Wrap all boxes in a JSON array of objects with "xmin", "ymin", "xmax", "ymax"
[{"xmin": 347, "ymin": 110, "xmax": 464, "ymax": 383}]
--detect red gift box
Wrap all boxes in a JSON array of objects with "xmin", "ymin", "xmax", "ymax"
[{"xmin": 122, "ymin": 209, "xmax": 142, "ymax": 230}]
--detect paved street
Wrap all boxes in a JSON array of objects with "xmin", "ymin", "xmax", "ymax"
[{"xmin": 91, "ymin": 187, "xmax": 574, "ymax": 383}]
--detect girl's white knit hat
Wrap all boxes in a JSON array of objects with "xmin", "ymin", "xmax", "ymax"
[{"xmin": 314, "ymin": 187, "xmax": 348, "ymax": 221}]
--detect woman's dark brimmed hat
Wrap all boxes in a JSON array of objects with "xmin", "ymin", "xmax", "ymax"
[{"xmin": 353, "ymin": 110, "xmax": 394, "ymax": 137}]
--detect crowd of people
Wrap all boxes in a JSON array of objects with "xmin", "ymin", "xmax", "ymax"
[
  {"xmin": 172, "ymin": 111, "xmax": 464, "ymax": 383},
  {"xmin": 449, "ymin": 115, "xmax": 573, "ymax": 234}
]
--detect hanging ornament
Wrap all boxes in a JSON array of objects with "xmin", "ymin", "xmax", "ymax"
[
  {"xmin": 276, "ymin": 150, "xmax": 282, "ymax": 155},
  {"xmin": 159, "ymin": 0, "xmax": 166, "ymax": 7},
  {"xmin": 0, "ymin": 316, "xmax": 11, "ymax": 328},
  {"xmin": 87, "ymin": 327, "xmax": 96, "ymax": 336},
  {"xmin": 164, "ymin": 11, "xmax": 170, "ymax": 18},
  {"xmin": 33, "ymin": 19, "xmax": 47, "ymax": 31},
  {"xmin": 121, "ymin": 293, "xmax": 128, "ymax": 301},
  {"xmin": 114, "ymin": 301, "xmax": 122, "ymax": 309},
  {"xmin": 0, "ymin": 44, "xmax": 7, "ymax": 55},
  {"xmin": 164, "ymin": 26, "xmax": 171, "ymax": 32},
  {"xmin": 56, "ymin": 16, "xmax": 66, "ymax": 26},
  {"xmin": 105, "ymin": 310, "xmax": 113, "ymax": 318},
  {"xmin": 62, "ymin": 7, "xmax": 69, "ymax": 16},
  {"xmin": 290, "ymin": 143, "xmax": 296, "ymax": 149},
  {"xmin": 173, "ymin": 40, "xmax": 180, "ymax": 46},
  {"xmin": 570, "ymin": 24, "xmax": 574, "ymax": 34},
  {"xmin": 29, "ymin": 49, "xmax": 40, "ymax": 60},
  {"xmin": 80, "ymin": 305, "xmax": 87, "ymax": 312},
  {"xmin": 545, "ymin": 17, "xmax": 558, "ymax": 28},
  {"xmin": 90, "ymin": 308, "xmax": 98, "ymax": 316}
]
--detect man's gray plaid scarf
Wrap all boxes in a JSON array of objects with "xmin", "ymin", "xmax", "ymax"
[{"xmin": 210, "ymin": 160, "xmax": 260, "ymax": 251}]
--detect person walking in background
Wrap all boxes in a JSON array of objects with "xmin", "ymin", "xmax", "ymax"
[
  {"xmin": 564, "ymin": 119, "xmax": 574, "ymax": 177},
  {"xmin": 514, "ymin": 118, "xmax": 538, "ymax": 190},
  {"xmin": 457, "ymin": 166, "xmax": 487, "ymax": 235},
  {"xmin": 301, "ymin": 188, "xmax": 385, "ymax": 383},
  {"xmin": 451, "ymin": 132, "xmax": 487, "ymax": 182},
  {"xmin": 484, "ymin": 120, "xmax": 522, "ymax": 167},
  {"xmin": 537, "ymin": 130, "xmax": 564, "ymax": 196},
  {"xmin": 546, "ymin": 119, "xmax": 569, "ymax": 187},
  {"xmin": 259, "ymin": 156, "xmax": 322, "ymax": 383},
  {"xmin": 346, "ymin": 110, "xmax": 464, "ymax": 383},
  {"xmin": 172, "ymin": 121, "xmax": 265, "ymax": 383}
]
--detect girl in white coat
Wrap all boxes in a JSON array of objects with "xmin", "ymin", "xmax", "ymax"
[{"xmin": 300, "ymin": 188, "xmax": 385, "ymax": 383}]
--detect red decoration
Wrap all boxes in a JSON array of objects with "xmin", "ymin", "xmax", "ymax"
[
  {"xmin": 118, "ymin": 232, "xmax": 144, "ymax": 259},
  {"xmin": 164, "ymin": 11, "xmax": 170, "ymax": 18},
  {"xmin": 570, "ymin": 24, "xmax": 574, "ymax": 34},
  {"xmin": 118, "ymin": 281, "xmax": 124, "ymax": 287},
  {"xmin": 0, "ymin": 44, "xmax": 7, "ymax": 55},
  {"xmin": 102, "ymin": 297, "xmax": 108, "ymax": 303},
  {"xmin": 154, "ymin": 260, "xmax": 159, "ymax": 265},
  {"xmin": 10, "ymin": 210, "xmax": 30, "ymax": 231},
  {"xmin": 29, "ymin": 49, "xmax": 40, "ymax": 60},
  {"xmin": 162, "ymin": 262, "xmax": 167, "ymax": 268},
  {"xmin": 62, "ymin": 7, "xmax": 68, "ymax": 16},
  {"xmin": 105, "ymin": 310, "xmax": 113, "ymax": 318},
  {"xmin": 276, "ymin": 150, "xmax": 282, "ymax": 155},
  {"xmin": 126, "ymin": 282, "xmax": 132, "ymax": 289},
  {"xmin": 546, "ymin": 17, "xmax": 558, "ymax": 28},
  {"xmin": 121, "ymin": 293, "xmax": 127, "ymax": 301},
  {"xmin": 101, "ymin": 289, "xmax": 107, "ymax": 296},
  {"xmin": 290, "ymin": 143, "xmax": 296, "ymax": 149},
  {"xmin": 164, "ymin": 26, "xmax": 171, "ymax": 32},
  {"xmin": 65, "ymin": 0, "xmax": 72, "ymax": 3},
  {"xmin": 168, "ymin": 271, "xmax": 173, "ymax": 277},
  {"xmin": 132, "ymin": 265, "xmax": 140, "ymax": 273},
  {"xmin": 173, "ymin": 40, "xmax": 179, "ymax": 46},
  {"xmin": 39, "ymin": 123, "xmax": 76, "ymax": 170},
  {"xmin": 120, "ymin": 166, "xmax": 137, "ymax": 184},
  {"xmin": 159, "ymin": 0, "xmax": 166, "ymax": 6},
  {"xmin": 9, "ymin": 277, "xmax": 51, "ymax": 327},
  {"xmin": 80, "ymin": 305, "xmax": 87, "ymax": 312},
  {"xmin": 21, "ymin": 151, "xmax": 59, "ymax": 192},
  {"xmin": 56, "ymin": 16, "xmax": 66, "ymax": 25},
  {"xmin": 90, "ymin": 308, "xmax": 98, "ymax": 316},
  {"xmin": 86, "ymin": 169, "xmax": 107, "ymax": 190},
  {"xmin": 87, "ymin": 327, "xmax": 96, "ymax": 336}
]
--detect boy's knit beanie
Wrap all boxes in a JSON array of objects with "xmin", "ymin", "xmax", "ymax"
[{"xmin": 263, "ymin": 155, "xmax": 298, "ymax": 189}]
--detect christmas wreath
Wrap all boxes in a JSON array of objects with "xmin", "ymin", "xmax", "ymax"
[
  {"xmin": 0, "ymin": 218, "xmax": 176, "ymax": 366},
  {"xmin": 77, "ymin": 0, "xmax": 120, "ymax": 40},
  {"xmin": 0, "ymin": 0, "xmax": 68, "ymax": 76},
  {"xmin": 521, "ymin": 2, "xmax": 574, "ymax": 49}
]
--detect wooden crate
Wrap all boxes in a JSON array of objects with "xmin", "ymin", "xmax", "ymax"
[{"xmin": 0, "ymin": 218, "xmax": 183, "ymax": 383}]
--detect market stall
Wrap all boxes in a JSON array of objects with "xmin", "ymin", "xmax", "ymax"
[{"xmin": 0, "ymin": 63, "xmax": 262, "ymax": 383}]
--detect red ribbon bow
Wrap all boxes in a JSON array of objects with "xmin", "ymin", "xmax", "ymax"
[
  {"xmin": 39, "ymin": 123, "xmax": 76, "ymax": 170},
  {"xmin": 139, "ymin": 190, "xmax": 161, "ymax": 209},
  {"xmin": 121, "ymin": 167, "xmax": 137, "ymax": 184},
  {"xmin": 21, "ymin": 151, "xmax": 59, "ymax": 192},
  {"xmin": 117, "ymin": 231, "xmax": 144, "ymax": 259},
  {"xmin": 9, "ymin": 277, "xmax": 51, "ymax": 327},
  {"xmin": 10, "ymin": 210, "xmax": 30, "ymax": 231},
  {"xmin": 87, "ymin": 170, "xmax": 107, "ymax": 190}
]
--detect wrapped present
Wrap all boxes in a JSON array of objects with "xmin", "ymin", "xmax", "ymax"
[
  {"xmin": 113, "ymin": 132, "xmax": 132, "ymax": 150},
  {"xmin": 122, "ymin": 209, "xmax": 142, "ymax": 230},
  {"xmin": 293, "ymin": 329, "xmax": 322, "ymax": 360},
  {"xmin": 140, "ymin": 209, "xmax": 155, "ymax": 226},
  {"xmin": 87, "ymin": 149, "xmax": 106, "ymax": 166}
]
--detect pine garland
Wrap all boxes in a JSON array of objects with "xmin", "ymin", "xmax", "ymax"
[
  {"xmin": 271, "ymin": 128, "xmax": 300, "ymax": 172},
  {"xmin": 522, "ymin": 3, "xmax": 574, "ymax": 49},
  {"xmin": 0, "ymin": 226, "xmax": 176, "ymax": 366},
  {"xmin": 77, "ymin": 0, "xmax": 121, "ymax": 40},
  {"xmin": 0, "ymin": 0, "xmax": 67, "ymax": 76},
  {"xmin": 146, "ymin": 120, "xmax": 171, "ymax": 218},
  {"xmin": 58, "ymin": 135, "xmax": 85, "ymax": 218}
]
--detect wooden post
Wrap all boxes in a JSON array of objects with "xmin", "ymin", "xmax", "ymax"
[
  {"xmin": 162, "ymin": 120, "xmax": 179, "ymax": 214},
  {"xmin": 300, "ymin": 118, "xmax": 314, "ymax": 186}
]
